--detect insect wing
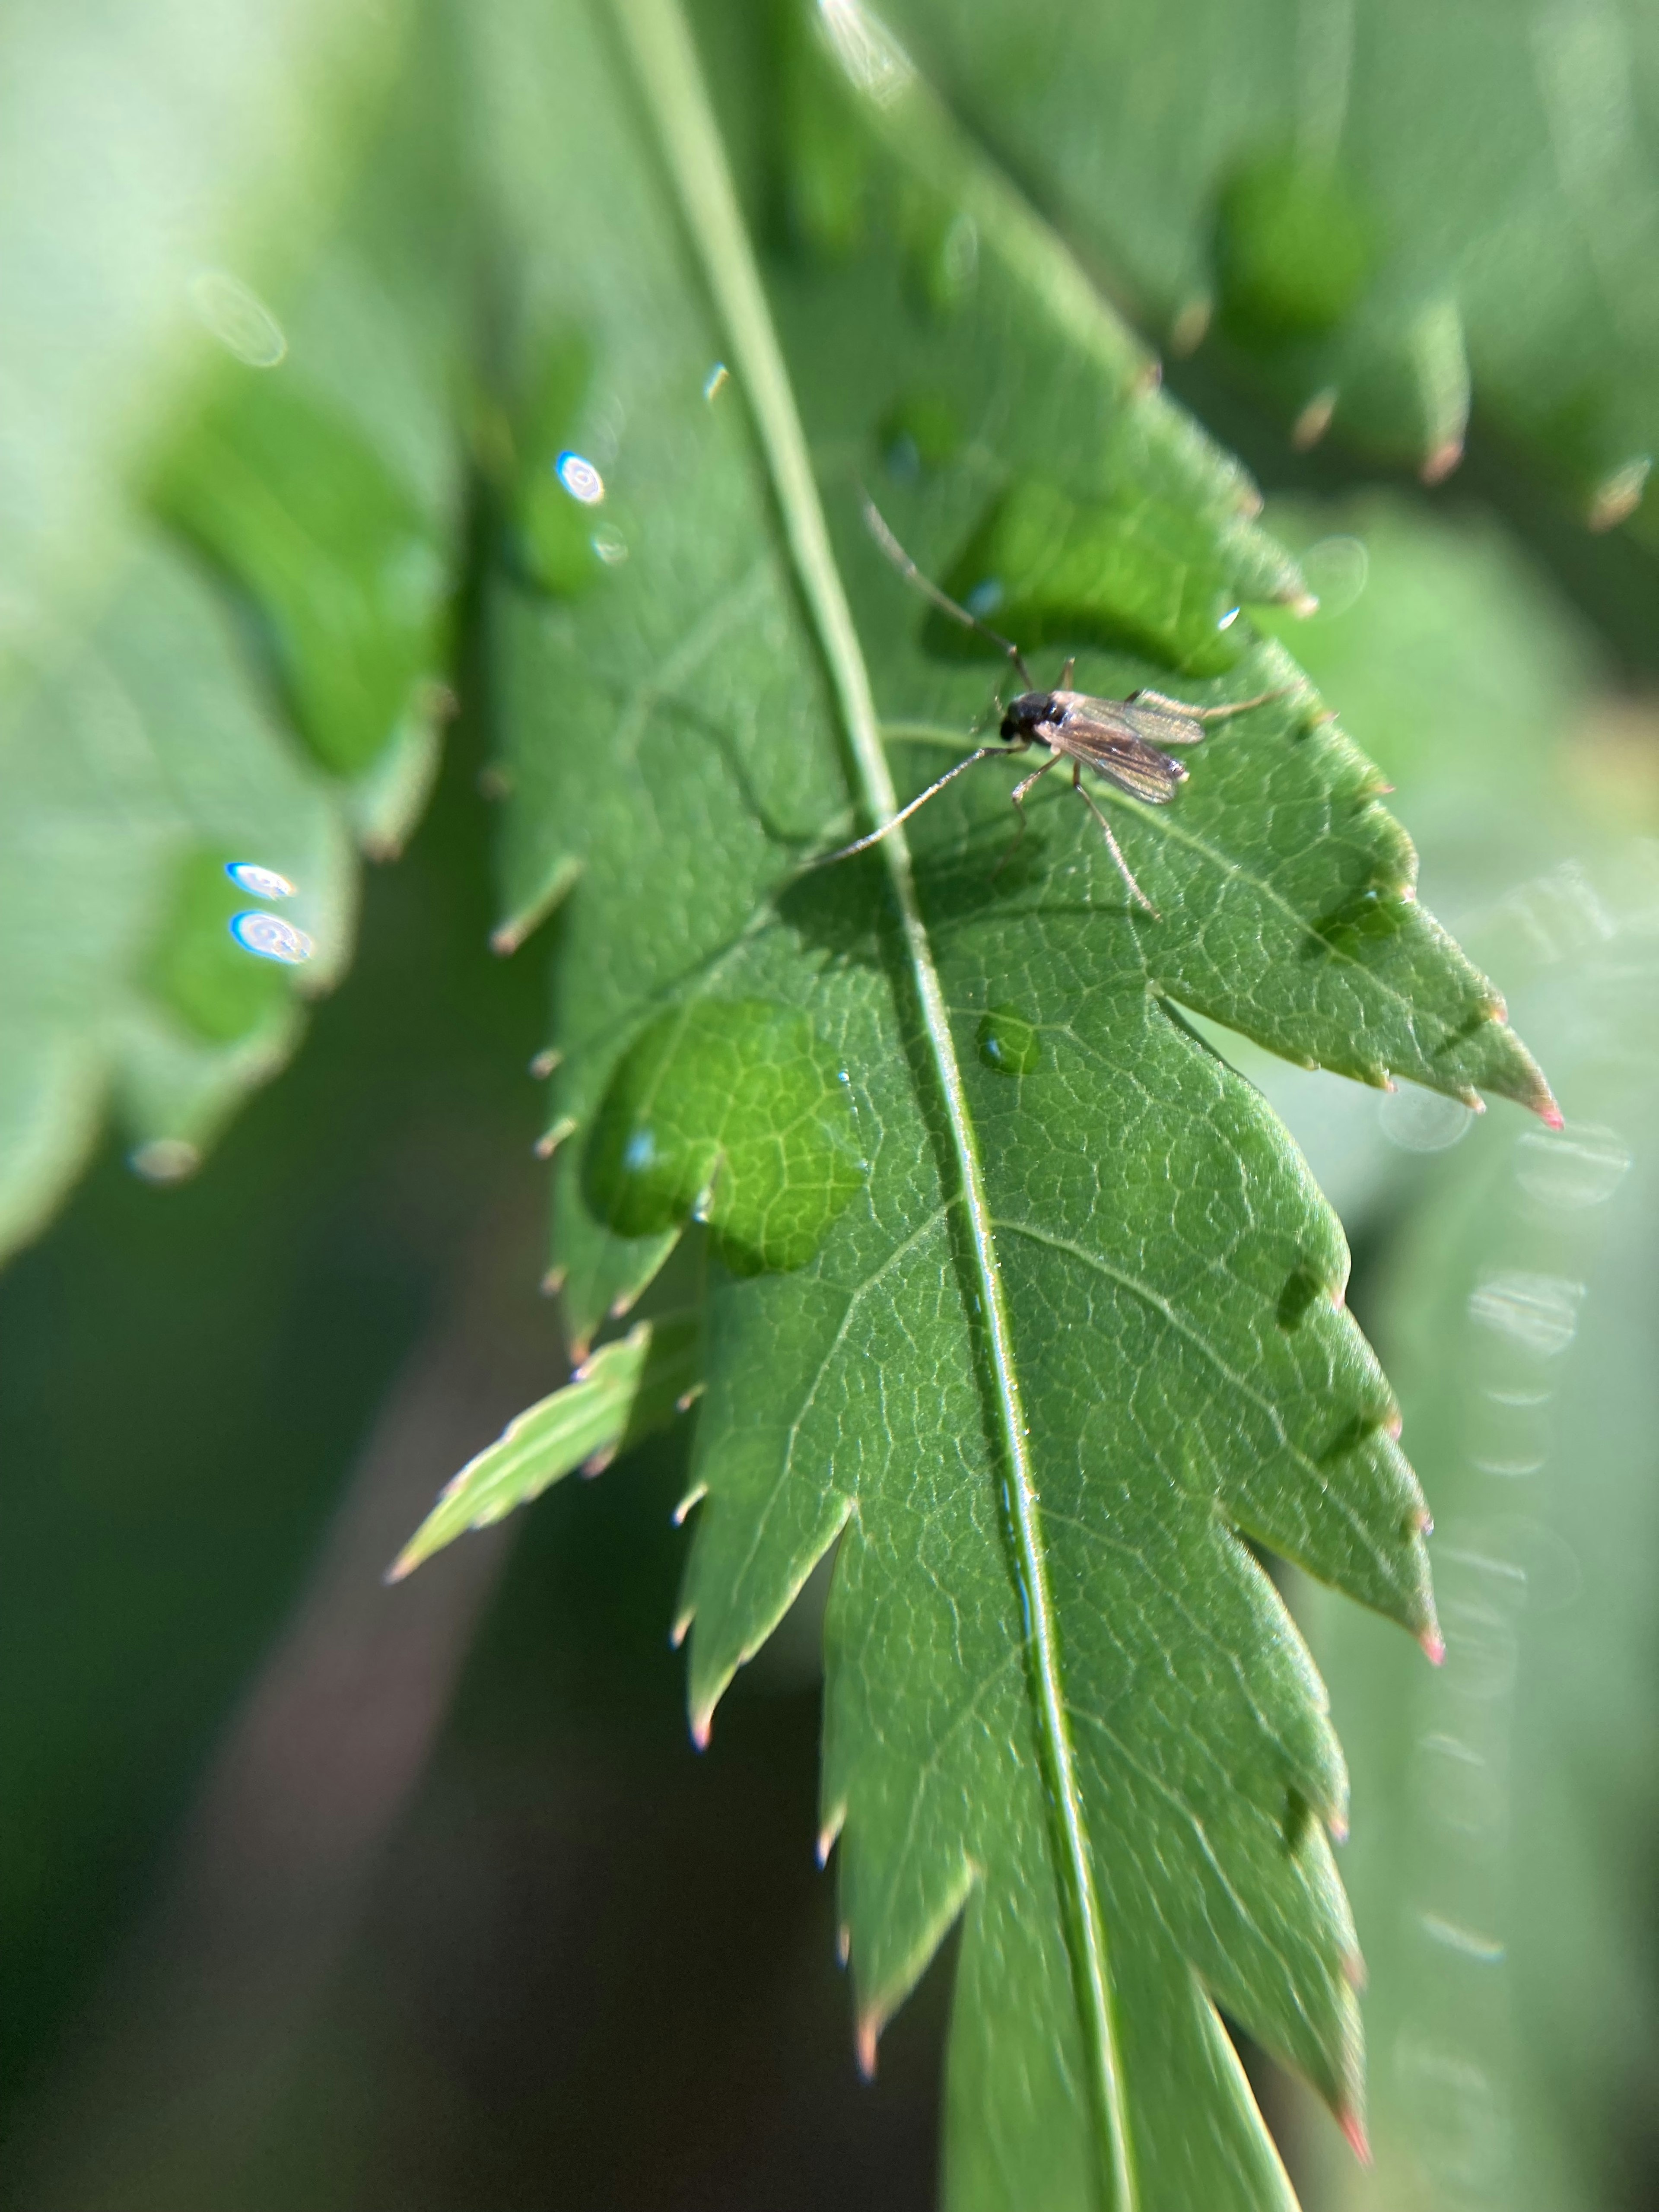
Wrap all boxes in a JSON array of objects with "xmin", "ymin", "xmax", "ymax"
[
  {"xmin": 1052, "ymin": 703, "xmax": 1188, "ymax": 805},
  {"xmin": 1119, "ymin": 696, "xmax": 1207, "ymax": 747}
]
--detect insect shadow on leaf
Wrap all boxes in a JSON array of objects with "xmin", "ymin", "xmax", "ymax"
[{"xmin": 816, "ymin": 493, "xmax": 1285, "ymax": 918}]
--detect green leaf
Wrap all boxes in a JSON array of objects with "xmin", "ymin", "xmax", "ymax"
[
  {"xmin": 0, "ymin": 2, "xmax": 466, "ymax": 1263},
  {"xmin": 389, "ymin": 1310, "xmax": 703, "ymax": 1581},
  {"xmin": 471, "ymin": 2, "xmax": 1557, "ymax": 2205},
  {"xmin": 157, "ymin": 376, "xmax": 452, "ymax": 791},
  {"xmin": 0, "ymin": 530, "xmax": 354, "ymax": 1259},
  {"xmin": 878, "ymin": 0, "xmax": 1659, "ymax": 523}
]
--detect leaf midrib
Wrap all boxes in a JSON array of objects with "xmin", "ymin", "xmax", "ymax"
[{"xmin": 610, "ymin": 1, "xmax": 1135, "ymax": 2200}]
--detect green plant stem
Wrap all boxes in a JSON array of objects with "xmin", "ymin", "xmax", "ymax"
[{"xmin": 608, "ymin": 0, "xmax": 1136, "ymax": 2200}]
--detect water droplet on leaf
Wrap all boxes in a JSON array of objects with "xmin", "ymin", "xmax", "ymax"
[
  {"xmin": 585, "ymin": 1001, "xmax": 864, "ymax": 1274},
  {"xmin": 151, "ymin": 850, "xmax": 295, "ymax": 1042},
  {"xmin": 976, "ymin": 1006, "xmax": 1041, "ymax": 1076},
  {"xmin": 1305, "ymin": 884, "xmax": 1413, "ymax": 959},
  {"xmin": 225, "ymin": 861, "xmax": 294, "ymax": 900},
  {"xmin": 230, "ymin": 912, "xmax": 313, "ymax": 966},
  {"xmin": 939, "ymin": 478, "xmax": 1246, "ymax": 676},
  {"xmin": 556, "ymin": 450, "xmax": 605, "ymax": 504}
]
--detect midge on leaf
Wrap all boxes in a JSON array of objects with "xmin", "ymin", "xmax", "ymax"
[{"xmin": 819, "ymin": 494, "xmax": 1286, "ymax": 915}]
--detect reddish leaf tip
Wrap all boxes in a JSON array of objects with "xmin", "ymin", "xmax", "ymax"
[
  {"xmin": 1421, "ymin": 1628, "xmax": 1446, "ymax": 1667},
  {"xmin": 1291, "ymin": 389, "xmax": 1337, "ymax": 451},
  {"xmin": 855, "ymin": 2014, "xmax": 880, "ymax": 2079},
  {"xmin": 1340, "ymin": 2110, "xmax": 1373, "ymax": 2166},
  {"xmin": 1421, "ymin": 438, "xmax": 1464, "ymax": 485},
  {"xmin": 690, "ymin": 1707, "xmax": 712, "ymax": 1750}
]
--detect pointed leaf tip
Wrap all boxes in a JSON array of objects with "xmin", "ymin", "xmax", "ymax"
[
  {"xmin": 1421, "ymin": 1628, "xmax": 1446, "ymax": 1667},
  {"xmin": 1340, "ymin": 2111, "xmax": 1373, "ymax": 2167},
  {"xmin": 855, "ymin": 2012, "xmax": 880, "ymax": 2080}
]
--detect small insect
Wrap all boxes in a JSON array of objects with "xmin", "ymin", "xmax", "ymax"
[{"xmin": 820, "ymin": 495, "xmax": 1284, "ymax": 915}]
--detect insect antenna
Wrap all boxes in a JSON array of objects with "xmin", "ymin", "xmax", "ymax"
[{"xmin": 860, "ymin": 491, "xmax": 1034, "ymax": 689}]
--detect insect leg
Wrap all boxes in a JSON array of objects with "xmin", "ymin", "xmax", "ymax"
[
  {"xmin": 990, "ymin": 748, "xmax": 1063, "ymax": 879},
  {"xmin": 1131, "ymin": 685, "xmax": 1288, "ymax": 723},
  {"xmin": 861, "ymin": 490, "xmax": 1034, "ymax": 689},
  {"xmin": 1070, "ymin": 763, "xmax": 1160, "ymax": 916},
  {"xmin": 1058, "ymin": 656, "xmax": 1075, "ymax": 688},
  {"xmin": 814, "ymin": 745, "xmax": 1009, "ymax": 864}
]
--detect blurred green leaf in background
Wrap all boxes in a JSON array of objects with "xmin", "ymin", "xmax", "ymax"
[{"xmin": 2, "ymin": 3, "xmax": 1657, "ymax": 2210}]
